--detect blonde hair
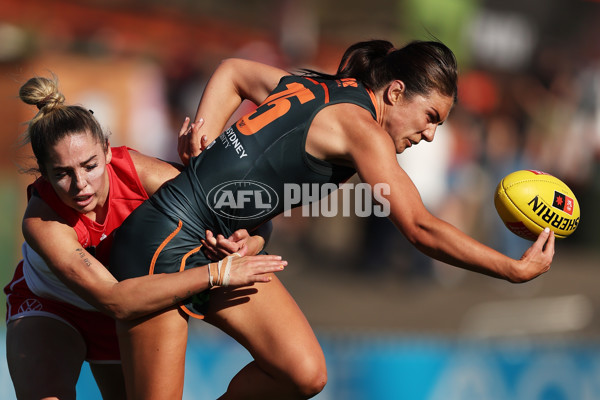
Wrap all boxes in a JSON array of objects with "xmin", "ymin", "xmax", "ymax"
[{"xmin": 19, "ymin": 74, "xmax": 109, "ymax": 175}]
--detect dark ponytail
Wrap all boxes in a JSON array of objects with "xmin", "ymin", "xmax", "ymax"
[
  {"xmin": 387, "ymin": 40, "xmax": 458, "ymax": 101},
  {"xmin": 301, "ymin": 39, "xmax": 458, "ymax": 102},
  {"xmin": 335, "ymin": 40, "xmax": 395, "ymax": 90}
]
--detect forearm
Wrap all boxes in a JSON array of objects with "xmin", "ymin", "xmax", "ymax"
[
  {"xmin": 103, "ymin": 266, "xmax": 210, "ymax": 320},
  {"xmin": 406, "ymin": 216, "xmax": 518, "ymax": 281},
  {"xmin": 192, "ymin": 60, "xmax": 248, "ymax": 143},
  {"xmin": 105, "ymin": 254, "xmax": 286, "ymax": 319}
]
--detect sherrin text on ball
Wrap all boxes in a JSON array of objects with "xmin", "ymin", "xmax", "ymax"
[{"xmin": 494, "ymin": 170, "xmax": 580, "ymax": 241}]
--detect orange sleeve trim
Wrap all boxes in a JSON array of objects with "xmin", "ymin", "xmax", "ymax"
[{"xmin": 148, "ymin": 220, "xmax": 182, "ymax": 275}]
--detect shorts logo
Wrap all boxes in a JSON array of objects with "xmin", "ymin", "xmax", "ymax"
[
  {"xmin": 552, "ymin": 191, "xmax": 574, "ymax": 215},
  {"xmin": 207, "ymin": 180, "xmax": 278, "ymax": 220},
  {"xmin": 18, "ymin": 298, "xmax": 43, "ymax": 313}
]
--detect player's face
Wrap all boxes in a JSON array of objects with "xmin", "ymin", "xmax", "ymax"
[
  {"xmin": 43, "ymin": 132, "xmax": 111, "ymax": 219},
  {"xmin": 384, "ymin": 89, "xmax": 453, "ymax": 154}
]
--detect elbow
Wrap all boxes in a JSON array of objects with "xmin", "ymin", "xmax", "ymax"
[
  {"xmin": 506, "ymin": 271, "xmax": 532, "ymax": 284},
  {"xmin": 103, "ymin": 303, "xmax": 137, "ymax": 321},
  {"xmin": 103, "ymin": 306, "xmax": 125, "ymax": 321},
  {"xmin": 401, "ymin": 217, "xmax": 434, "ymax": 250},
  {"xmin": 218, "ymin": 58, "xmax": 244, "ymax": 74},
  {"xmin": 402, "ymin": 224, "xmax": 424, "ymax": 247},
  {"xmin": 400, "ymin": 215, "xmax": 447, "ymax": 261}
]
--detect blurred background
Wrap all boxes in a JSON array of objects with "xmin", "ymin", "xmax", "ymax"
[{"xmin": 1, "ymin": 0, "xmax": 600, "ymax": 398}]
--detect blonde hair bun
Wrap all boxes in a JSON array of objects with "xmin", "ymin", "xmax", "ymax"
[{"xmin": 19, "ymin": 76, "xmax": 65, "ymax": 112}]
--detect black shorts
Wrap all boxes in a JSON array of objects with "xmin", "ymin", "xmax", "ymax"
[{"xmin": 110, "ymin": 200, "xmax": 212, "ymax": 319}]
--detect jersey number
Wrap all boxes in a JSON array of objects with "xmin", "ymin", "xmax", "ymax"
[{"xmin": 236, "ymin": 82, "xmax": 315, "ymax": 136}]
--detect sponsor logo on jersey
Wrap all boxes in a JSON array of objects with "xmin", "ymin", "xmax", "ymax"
[
  {"xmin": 219, "ymin": 127, "xmax": 248, "ymax": 159},
  {"xmin": 207, "ymin": 180, "xmax": 278, "ymax": 220}
]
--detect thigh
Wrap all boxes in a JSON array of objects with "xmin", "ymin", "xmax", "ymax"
[
  {"xmin": 89, "ymin": 363, "xmax": 126, "ymax": 400},
  {"xmin": 6, "ymin": 316, "xmax": 86, "ymax": 400},
  {"xmin": 204, "ymin": 275, "xmax": 325, "ymax": 379},
  {"xmin": 116, "ymin": 306, "xmax": 189, "ymax": 400}
]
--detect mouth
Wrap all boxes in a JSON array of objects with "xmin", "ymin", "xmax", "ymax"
[
  {"xmin": 406, "ymin": 139, "xmax": 418, "ymax": 148},
  {"xmin": 73, "ymin": 194, "xmax": 94, "ymax": 207}
]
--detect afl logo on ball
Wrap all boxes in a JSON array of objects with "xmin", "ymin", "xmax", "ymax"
[{"xmin": 207, "ymin": 180, "xmax": 279, "ymax": 221}]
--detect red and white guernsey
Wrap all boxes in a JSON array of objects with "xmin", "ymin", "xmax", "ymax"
[{"xmin": 21, "ymin": 146, "xmax": 148, "ymax": 311}]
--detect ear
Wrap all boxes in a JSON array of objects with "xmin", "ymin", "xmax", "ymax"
[
  {"xmin": 386, "ymin": 80, "xmax": 406, "ymax": 104},
  {"xmin": 105, "ymin": 145, "xmax": 112, "ymax": 164}
]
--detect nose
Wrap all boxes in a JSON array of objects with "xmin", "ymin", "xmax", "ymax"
[
  {"xmin": 422, "ymin": 125, "xmax": 437, "ymax": 142},
  {"xmin": 72, "ymin": 170, "xmax": 87, "ymax": 191}
]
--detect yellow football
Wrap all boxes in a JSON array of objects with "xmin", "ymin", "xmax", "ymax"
[{"xmin": 494, "ymin": 170, "xmax": 580, "ymax": 241}]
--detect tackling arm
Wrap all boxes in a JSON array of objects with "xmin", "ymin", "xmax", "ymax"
[{"xmin": 22, "ymin": 196, "xmax": 284, "ymax": 320}]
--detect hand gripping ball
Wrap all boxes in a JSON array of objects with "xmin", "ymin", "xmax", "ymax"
[{"xmin": 494, "ymin": 170, "xmax": 580, "ymax": 241}]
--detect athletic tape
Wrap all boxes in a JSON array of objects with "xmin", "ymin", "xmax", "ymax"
[
  {"xmin": 222, "ymin": 256, "xmax": 233, "ymax": 286},
  {"xmin": 208, "ymin": 262, "xmax": 215, "ymax": 287},
  {"xmin": 208, "ymin": 253, "xmax": 242, "ymax": 287}
]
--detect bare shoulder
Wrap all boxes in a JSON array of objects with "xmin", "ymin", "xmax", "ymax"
[
  {"xmin": 22, "ymin": 195, "xmax": 76, "ymax": 243},
  {"xmin": 23, "ymin": 194, "xmax": 62, "ymax": 222},
  {"xmin": 309, "ymin": 103, "xmax": 391, "ymax": 163}
]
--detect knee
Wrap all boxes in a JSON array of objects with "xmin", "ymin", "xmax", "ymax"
[
  {"xmin": 289, "ymin": 353, "xmax": 327, "ymax": 398},
  {"xmin": 298, "ymin": 371, "xmax": 327, "ymax": 398}
]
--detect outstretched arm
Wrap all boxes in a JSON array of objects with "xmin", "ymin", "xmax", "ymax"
[
  {"xmin": 179, "ymin": 58, "xmax": 288, "ymax": 163},
  {"xmin": 341, "ymin": 108, "xmax": 554, "ymax": 282}
]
